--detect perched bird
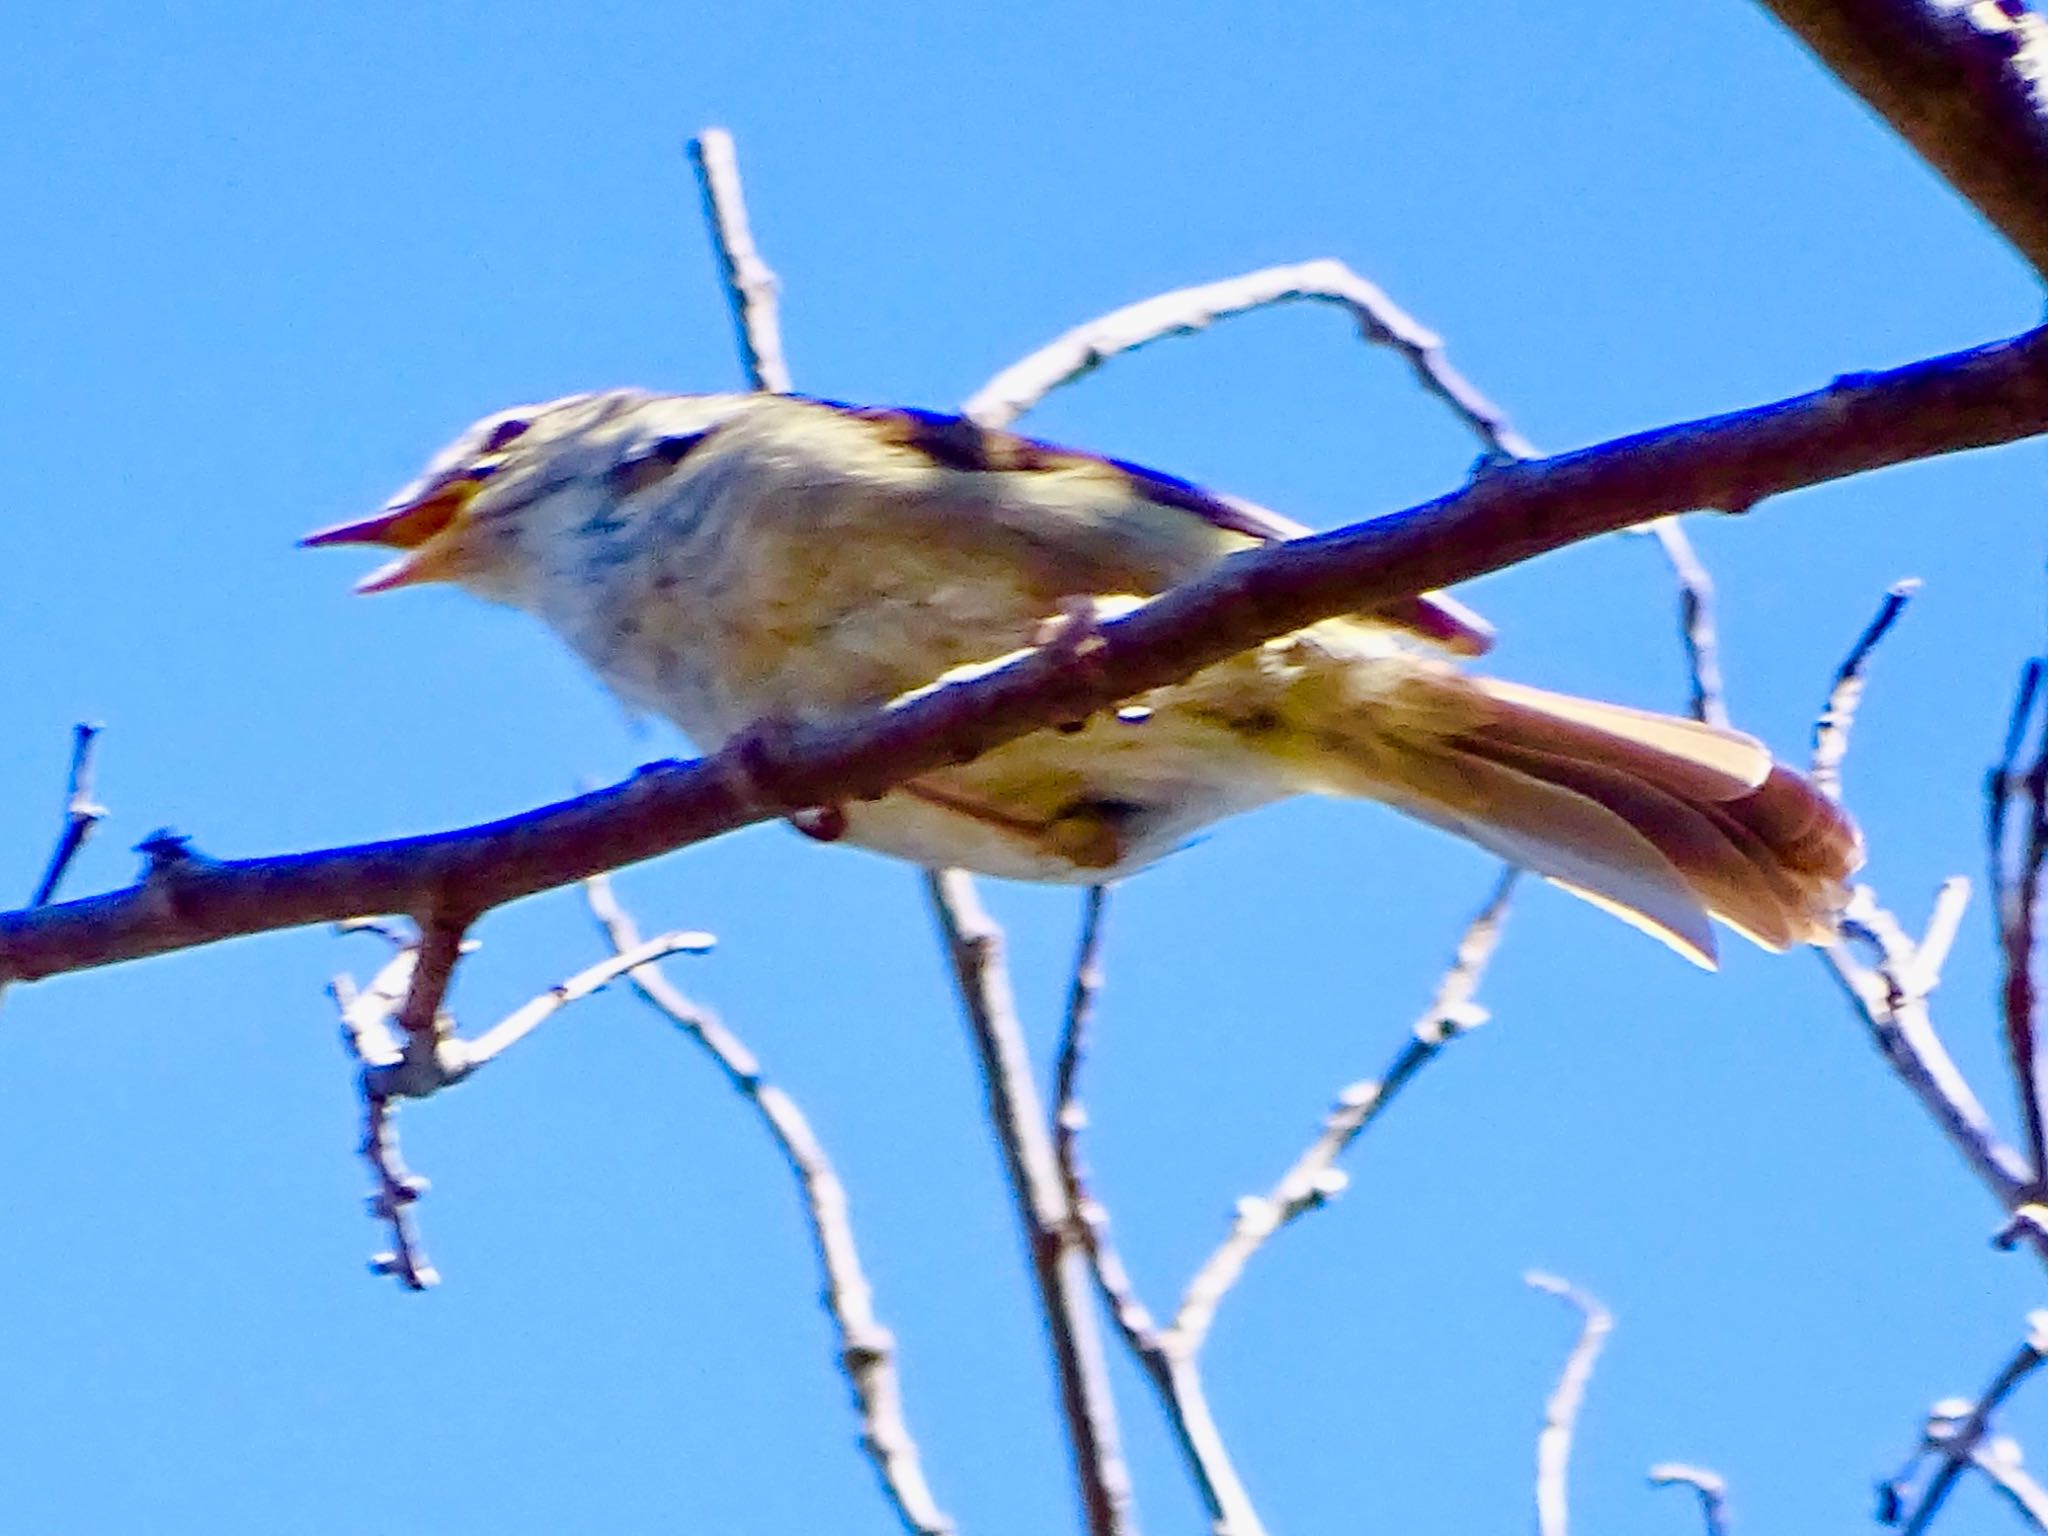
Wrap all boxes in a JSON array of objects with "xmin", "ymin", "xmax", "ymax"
[{"xmin": 305, "ymin": 390, "xmax": 1859, "ymax": 966}]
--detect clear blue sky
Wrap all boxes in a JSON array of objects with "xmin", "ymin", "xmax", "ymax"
[{"xmin": 3, "ymin": 3, "xmax": 2044, "ymax": 1532}]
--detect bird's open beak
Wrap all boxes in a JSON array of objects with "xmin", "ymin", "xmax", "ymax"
[{"xmin": 299, "ymin": 476, "xmax": 484, "ymax": 593}]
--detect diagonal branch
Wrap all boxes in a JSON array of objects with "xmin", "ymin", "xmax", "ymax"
[
  {"xmin": 1754, "ymin": 0, "xmax": 2048, "ymax": 278},
  {"xmin": 5, "ymin": 325, "xmax": 2048, "ymax": 988},
  {"xmin": 1645, "ymin": 520, "xmax": 1732, "ymax": 728},
  {"xmin": 1887, "ymin": 1310, "xmax": 2048, "ymax": 1533},
  {"xmin": 587, "ymin": 877, "xmax": 954, "ymax": 1536},
  {"xmin": 689, "ymin": 128, "xmax": 791, "ymax": 394},
  {"xmin": 924, "ymin": 871, "xmax": 1137, "ymax": 1536},
  {"xmin": 1173, "ymin": 869, "xmax": 1516, "ymax": 1353}
]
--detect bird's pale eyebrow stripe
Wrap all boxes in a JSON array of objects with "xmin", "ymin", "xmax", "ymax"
[
  {"xmin": 609, "ymin": 429, "xmax": 720, "ymax": 497},
  {"xmin": 833, "ymin": 402, "xmax": 1283, "ymax": 543}
]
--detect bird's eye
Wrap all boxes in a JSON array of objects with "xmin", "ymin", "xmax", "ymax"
[{"xmin": 483, "ymin": 418, "xmax": 531, "ymax": 452}]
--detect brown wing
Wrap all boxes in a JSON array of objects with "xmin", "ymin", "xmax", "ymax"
[{"xmin": 839, "ymin": 403, "xmax": 1495, "ymax": 657}]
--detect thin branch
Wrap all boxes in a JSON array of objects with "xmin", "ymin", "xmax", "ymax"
[
  {"xmin": 461, "ymin": 928, "xmax": 714, "ymax": 1070},
  {"xmin": 1992, "ymin": 652, "xmax": 2048, "ymax": 1195},
  {"xmin": 689, "ymin": 128, "xmax": 791, "ymax": 394},
  {"xmin": 1754, "ymin": 0, "xmax": 2048, "ymax": 278},
  {"xmin": 6, "ymin": 325, "xmax": 2048, "ymax": 988},
  {"xmin": 1173, "ymin": 870, "xmax": 1516, "ymax": 1352},
  {"xmin": 1888, "ymin": 1311, "xmax": 2048, "ymax": 1534},
  {"xmin": 1823, "ymin": 883, "xmax": 2039, "ymax": 1220},
  {"xmin": 1794, "ymin": 583, "xmax": 2045, "ymax": 1256},
  {"xmin": 30, "ymin": 722, "xmax": 106, "ymax": 907},
  {"xmin": 331, "ymin": 943, "xmax": 437, "ymax": 1290},
  {"xmin": 924, "ymin": 870, "xmax": 1136, "ymax": 1536},
  {"xmin": 1812, "ymin": 578, "xmax": 1922, "ymax": 803},
  {"xmin": 332, "ymin": 921, "xmax": 710, "ymax": 1292},
  {"xmin": 964, "ymin": 258, "xmax": 1530, "ymax": 458},
  {"xmin": 1645, "ymin": 520, "xmax": 1732, "ymax": 728},
  {"xmin": 1648, "ymin": 1463, "xmax": 1731, "ymax": 1536},
  {"xmin": 587, "ymin": 877, "xmax": 954, "ymax": 1536},
  {"xmin": 1526, "ymin": 1272, "xmax": 1614, "ymax": 1536},
  {"xmin": 1044, "ymin": 887, "xmax": 1266, "ymax": 1536},
  {"xmin": 1975, "ymin": 1435, "xmax": 2048, "ymax": 1532}
]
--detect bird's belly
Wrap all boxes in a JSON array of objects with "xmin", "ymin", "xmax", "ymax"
[{"xmin": 831, "ymin": 707, "xmax": 1297, "ymax": 882}]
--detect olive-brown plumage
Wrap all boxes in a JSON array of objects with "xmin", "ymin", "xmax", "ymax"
[{"xmin": 305, "ymin": 389, "xmax": 1861, "ymax": 966}]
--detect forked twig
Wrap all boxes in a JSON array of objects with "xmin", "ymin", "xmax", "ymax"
[
  {"xmin": 1885, "ymin": 1311, "xmax": 2048, "ymax": 1533},
  {"xmin": 1527, "ymin": 1273, "xmax": 1613, "ymax": 1536},
  {"xmin": 925, "ymin": 870, "xmax": 1136, "ymax": 1536},
  {"xmin": 333, "ymin": 920, "xmax": 710, "ymax": 1291},
  {"xmin": 1047, "ymin": 886, "xmax": 1264, "ymax": 1536},
  {"xmin": 1974, "ymin": 1434, "xmax": 2048, "ymax": 1531},
  {"xmin": 588, "ymin": 876, "xmax": 953, "ymax": 1536}
]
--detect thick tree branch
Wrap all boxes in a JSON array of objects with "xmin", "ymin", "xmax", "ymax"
[
  {"xmin": 4, "ymin": 326, "xmax": 2047, "ymax": 988},
  {"xmin": 1755, "ymin": 0, "xmax": 2048, "ymax": 278}
]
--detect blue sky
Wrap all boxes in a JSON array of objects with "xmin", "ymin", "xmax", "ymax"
[{"xmin": 3, "ymin": 3, "xmax": 2045, "ymax": 1532}]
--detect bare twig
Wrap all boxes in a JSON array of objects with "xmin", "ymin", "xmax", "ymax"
[
  {"xmin": 689, "ymin": 128, "xmax": 791, "ymax": 394},
  {"xmin": 1051, "ymin": 889, "xmax": 1157, "ymax": 1345},
  {"xmin": 964, "ymin": 258, "xmax": 1530, "ymax": 459},
  {"xmin": 1648, "ymin": 1463, "xmax": 1731, "ymax": 1536},
  {"xmin": 331, "ymin": 943, "xmax": 437, "ymax": 1289},
  {"xmin": 1812, "ymin": 578, "xmax": 1922, "ymax": 804},
  {"xmin": 1755, "ymin": 0, "xmax": 2048, "ymax": 278},
  {"xmin": 1992, "ymin": 653, "xmax": 2048, "ymax": 1199},
  {"xmin": 587, "ymin": 878, "xmax": 953, "ymax": 1536},
  {"xmin": 31, "ymin": 722, "xmax": 106, "ymax": 907},
  {"xmin": 1526, "ymin": 1272, "xmax": 1614, "ymax": 1536},
  {"xmin": 462, "ymin": 928, "xmax": 715, "ymax": 1070},
  {"xmin": 1788, "ymin": 582, "xmax": 2047, "ymax": 1258},
  {"xmin": 925, "ymin": 870, "xmax": 1136, "ymax": 1536},
  {"xmin": 332, "ymin": 921, "xmax": 710, "ymax": 1292},
  {"xmin": 1175, "ymin": 870, "xmax": 1516, "ymax": 1352},
  {"xmin": 1975, "ymin": 1434, "xmax": 2048, "ymax": 1531},
  {"xmin": 1645, "ymin": 520, "xmax": 1731, "ymax": 728},
  {"xmin": 6, "ymin": 326, "xmax": 2048, "ymax": 989},
  {"xmin": 1042, "ymin": 886, "xmax": 1264, "ymax": 1536},
  {"xmin": 1886, "ymin": 1311, "xmax": 2048, "ymax": 1533}
]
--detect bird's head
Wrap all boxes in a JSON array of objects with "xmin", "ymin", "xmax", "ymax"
[{"xmin": 302, "ymin": 389, "xmax": 749, "ymax": 602}]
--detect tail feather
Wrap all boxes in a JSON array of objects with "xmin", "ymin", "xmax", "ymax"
[{"xmin": 1317, "ymin": 671, "xmax": 1862, "ymax": 966}]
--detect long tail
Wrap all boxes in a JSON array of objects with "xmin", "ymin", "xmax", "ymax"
[{"xmin": 1314, "ymin": 671, "xmax": 1862, "ymax": 967}]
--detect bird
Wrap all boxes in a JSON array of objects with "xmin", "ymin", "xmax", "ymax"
[{"xmin": 304, "ymin": 389, "xmax": 1860, "ymax": 967}]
